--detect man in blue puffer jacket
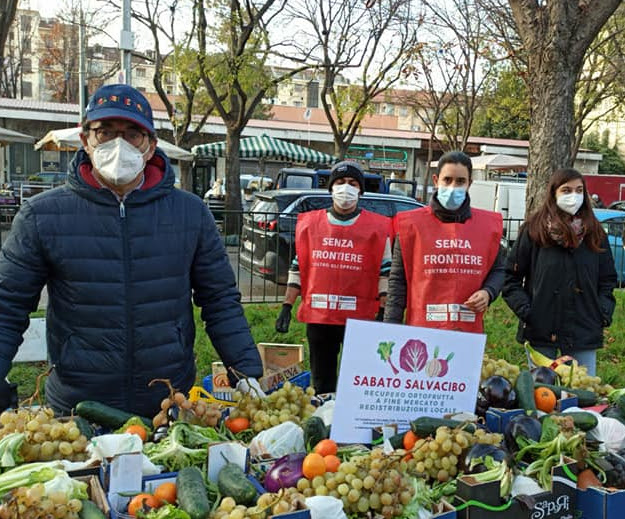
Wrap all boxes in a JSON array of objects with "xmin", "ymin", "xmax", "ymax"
[{"xmin": 0, "ymin": 84, "xmax": 263, "ymax": 417}]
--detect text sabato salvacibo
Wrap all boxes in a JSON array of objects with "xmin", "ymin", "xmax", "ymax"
[
  {"xmin": 423, "ymin": 238, "xmax": 483, "ymax": 266},
  {"xmin": 353, "ymin": 375, "xmax": 467, "ymax": 393},
  {"xmin": 312, "ymin": 237, "xmax": 364, "ymax": 264}
]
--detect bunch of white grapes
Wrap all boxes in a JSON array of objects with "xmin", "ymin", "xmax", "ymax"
[
  {"xmin": 210, "ymin": 489, "xmax": 306, "ymax": 519},
  {"xmin": 230, "ymin": 382, "xmax": 316, "ymax": 432},
  {"xmin": 481, "ymin": 355, "xmax": 520, "ymax": 385},
  {"xmin": 554, "ymin": 364, "xmax": 613, "ymax": 395},
  {"xmin": 0, "ymin": 483, "xmax": 83, "ymax": 519},
  {"xmin": 0, "ymin": 407, "xmax": 89, "ymax": 462},
  {"xmin": 296, "ymin": 447, "xmax": 416, "ymax": 519}
]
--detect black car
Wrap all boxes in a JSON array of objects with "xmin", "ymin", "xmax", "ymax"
[{"xmin": 240, "ymin": 189, "xmax": 423, "ymax": 284}]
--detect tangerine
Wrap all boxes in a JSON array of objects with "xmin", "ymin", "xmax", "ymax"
[
  {"xmin": 323, "ymin": 454, "xmax": 341, "ymax": 473},
  {"xmin": 403, "ymin": 430, "xmax": 418, "ymax": 450},
  {"xmin": 313, "ymin": 439, "xmax": 338, "ymax": 457},
  {"xmin": 534, "ymin": 386, "xmax": 557, "ymax": 413},
  {"xmin": 153, "ymin": 481, "xmax": 177, "ymax": 505},
  {"xmin": 127, "ymin": 493, "xmax": 160, "ymax": 516},
  {"xmin": 302, "ymin": 453, "xmax": 326, "ymax": 479},
  {"xmin": 225, "ymin": 417, "xmax": 251, "ymax": 434},
  {"xmin": 125, "ymin": 424, "xmax": 148, "ymax": 442}
]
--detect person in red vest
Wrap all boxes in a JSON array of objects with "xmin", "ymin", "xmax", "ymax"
[
  {"xmin": 384, "ymin": 151, "xmax": 505, "ymax": 333},
  {"xmin": 275, "ymin": 161, "xmax": 393, "ymax": 393}
]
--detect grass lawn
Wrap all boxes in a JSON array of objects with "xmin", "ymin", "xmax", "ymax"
[{"xmin": 10, "ymin": 291, "xmax": 625, "ymax": 402}]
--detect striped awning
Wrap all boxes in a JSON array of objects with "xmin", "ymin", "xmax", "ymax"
[{"xmin": 192, "ymin": 133, "xmax": 337, "ymax": 164}]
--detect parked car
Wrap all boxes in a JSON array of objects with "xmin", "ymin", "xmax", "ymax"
[
  {"xmin": 240, "ymin": 189, "xmax": 423, "ymax": 284},
  {"xmin": 607, "ymin": 200, "xmax": 625, "ymax": 212},
  {"xmin": 594, "ymin": 208, "xmax": 625, "ymax": 286},
  {"xmin": 28, "ymin": 172, "xmax": 68, "ymax": 185}
]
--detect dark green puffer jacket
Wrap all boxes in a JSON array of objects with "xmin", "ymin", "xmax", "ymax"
[{"xmin": 0, "ymin": 148, "xmax": 262, "ymax": 416}]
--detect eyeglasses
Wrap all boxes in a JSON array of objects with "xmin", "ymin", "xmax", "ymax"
[{"xmin": 89, "ymin": 127, "xmax": 148, "ymax": 147}]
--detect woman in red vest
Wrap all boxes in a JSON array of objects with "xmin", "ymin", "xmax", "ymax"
[
  {"xmin": 275, "ymin": 161, "xmax": 393, "ymax": 393},
  {"xmin": 503, "ymin": 168, "xmax": 616, "ymax": 375},
  {"xmin": 384, "ymin": 151, "xmax": 505, "ymax": 333}
]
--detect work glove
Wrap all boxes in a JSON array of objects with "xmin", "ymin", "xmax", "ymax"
[
  {"xmin": 236, "ymin": 378, "xmax": 267, "ymax": 398},
  {"xmin": 375, "ymin": 307, "xmax": 385, "ymax": 322},
  {"xmin": 0, "ymin": 379, "xmax": 17, "ymax": 411},
  {"xmin": 275, "ymin": 303, "xmax": 292, "ymax": 333}
]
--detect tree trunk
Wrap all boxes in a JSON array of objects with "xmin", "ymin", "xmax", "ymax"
[
  {"xmin": 524, "ymin": 63, "xmax": 577, "ymax": 216},
  {"xmin": 225, "ymin": 128, "xmax": 243, "ymax": 236},
  {"xmin": 334, "ymin": 140, "xmax": 348, "ymax": 161}
]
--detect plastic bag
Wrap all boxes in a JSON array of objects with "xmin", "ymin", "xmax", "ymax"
[
  {"xmin": 305, "ymin": 496, "xmax": 348, "ymax": 519},
  {"xmin": 585, "ymin": 415, "xmax": 625, "ymax": 452},
  {"xmin": 249, "ymin": 421, "xmax": 305, "ymax": 459},
  {"xmin": 312, "ymin": 400, "xmax": 335, "ymax": 426}
]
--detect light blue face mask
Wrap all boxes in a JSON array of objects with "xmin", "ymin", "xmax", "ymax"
[{"xmin": 437, "ymin": 186, "xmax": 467, "ymax": 210}]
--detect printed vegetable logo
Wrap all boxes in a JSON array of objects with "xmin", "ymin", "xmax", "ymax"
[{"xmin": 378, "ymin": 339, "xmax": 454, "ymax": 377}]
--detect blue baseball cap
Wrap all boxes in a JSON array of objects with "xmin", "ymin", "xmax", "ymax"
[{"xmin": 85, "ymin": 84, "xmax": 155, "ymax": 134}]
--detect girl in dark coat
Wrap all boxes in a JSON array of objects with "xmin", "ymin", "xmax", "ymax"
[{"xmin": 503, "ymin": 168, "xmax": 617, "ymax": 376}]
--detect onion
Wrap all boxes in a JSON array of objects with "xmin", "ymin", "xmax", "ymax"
[{"xmin": 264, "ymin": 452, "xmax": 306, "ymax": 492}]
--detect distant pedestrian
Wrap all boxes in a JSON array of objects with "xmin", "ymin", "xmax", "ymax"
[{"xmin": 503, "ymin": 168, "xmax": 616, "ymax": 375}]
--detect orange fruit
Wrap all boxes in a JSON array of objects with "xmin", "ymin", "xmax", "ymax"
[
  {"xmin": 125, "ymin": 424, "xmax": 148, "ymax": 442},
  {"xmin": 313, "ymin": 439, "xmax": 338, "ymax": 457},
  {"xmin": 534, "ymin": 386, "xmax": 557, "ymax": 413},
  {"xmin": 403, "ymin": 430, "xmax": 418, "ymax": 450},
  {"xmin": 302, "ymin": 453, "xmax": 326, "ymax": 479},
  {"xmin": 153, "ymin": 481, "xmax": 177, "ymax": 505},
  {"xmin": 225, "ymin": 417, "xmax": 251, "ymax": 434},
  {"xmin": 127, "ymin": 493, "xmax": 160, "ymax": 516},
  {"xmin": 323, "ymin": 454, "xmax": 341, "ymax": 473}
]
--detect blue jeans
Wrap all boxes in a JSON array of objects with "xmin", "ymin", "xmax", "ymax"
[{"xmin": 533, "ymin": 346, "xmax": 596, "ymax": 376}]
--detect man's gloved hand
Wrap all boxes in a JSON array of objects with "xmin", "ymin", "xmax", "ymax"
[
  {"xmin": 236, "ymin": 378, "xmax": 267, "ymax": 398},
  {"xmin": 275, "ymin": 303, "xmax": 293, "ymax": 333},
  {"xmin": 0, "ymin": 379, "xmax": 17, "ymax": 411},
  {"xmin": 375, "ymin": 307, "xmax": 385, "ymax": 321}
]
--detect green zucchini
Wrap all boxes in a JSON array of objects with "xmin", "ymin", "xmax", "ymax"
[
  {"xmin": 410, "ymin": 417, "xmax": 476, "ymax": 437},
  {"xmin": 74, "ymin": 401, "xmax": 152, "ymax": 430},
  {"xmin": 302, "ymin": 416, "xmax": 328, "ymax": 450},
  {"xmin": 515, "ymin": 370, "xmax": 537, "ymax": 412},
  {"xmin": 532, "ymin": 383, "xmax": 598, "ymax": 408},
  {"xmin": 217, "ymin": 463, "xmax": 258, "ymax": 506},
  {"xmin": 549, "ymin": 412, "xmax": 598, "ymax": 431},
  {"xmin": 72, "ymin": 416, "xmax": 95, "ymax": 440},
  {"xmin": 176, "ymin": 466, "xmax": 212, "ymax": 519},
  {"xmin": 78, "ymin": 499, "xmax": 107, "ymax": 519},
  {"xmin": 388, "ymin": 432, "xmax": 405, "ymax": 450},
  {"xmin": 615, "ymin": 394, "xmax": 625, "ymax": 419}
]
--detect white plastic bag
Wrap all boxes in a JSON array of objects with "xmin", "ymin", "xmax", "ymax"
[
  {"xmin": 305, "ymin": 496, "xmax": 348, "ymax": 519},
  {"xmin": 312, "ymin": 400, "xmax": 335, "ymax": 426},
  {"xmin": 249, "ymin": 421, "xmax": 305, "ymax": 458},
  {"xmin": 586, "ymin": 415, "xmax": 625, "ymax": 452}
]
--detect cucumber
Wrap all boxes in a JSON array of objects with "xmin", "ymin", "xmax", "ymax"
[
  {"xmin": 515, "ymin": 370, "xmax": 537, "ymax": 412},
  {"xmin": 550, "ymin": 412, "xmax": 598, "ymax": 431},
  {"xmin": 532, "ymin": 383, "xmax": 598, "ymax": 408},
  {"xmin": 177, "ymin": 466, "xmax": 212, "ymax": 519},
  {"xmin": 78, "ymin": 499, "xmax": 107, "ymax": 519},
  {"xmin": 388, "ymin": 432, "xmax": 405, "ymax": 450},
  {"xmin": 75, "ymin": 401, "xmax": 152, "ymax": 430},
  {"xmin": 217, "ymin": 463, "xmax": 258, "ymax": 506},
  {"xmin": 72, "ymin": 416, "xmax": 95, "ymax": 440},
  {"xmin": 410, "ymin": 417, "xmax": 476, "ymax": 437}
]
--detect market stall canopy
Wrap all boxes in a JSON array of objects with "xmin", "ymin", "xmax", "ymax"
[
  {"xmin": 192, "ymin": 133, "xmax": 337, "ymax": 164},
  {"xmin": 430, "ymin": 154, "xmax": 527, "ymax": 170},
  {"xmin": 34, "ymin": 127, "xmax": 194, "ymax": 161},
  {"xmin": 0, "ymin": 126, "xmax": 36, "ymax": 145}
]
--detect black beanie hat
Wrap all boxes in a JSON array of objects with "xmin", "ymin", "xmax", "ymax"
[{"xmin": 328, "ymin": 161, "xmax": 365, "ymax": 194}]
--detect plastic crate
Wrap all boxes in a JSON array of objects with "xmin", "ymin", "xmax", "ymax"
[{"xmin": 203, "ymin": 370, "xmax": 311, "ymax": 398}]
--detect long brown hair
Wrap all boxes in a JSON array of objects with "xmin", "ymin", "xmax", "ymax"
[{"xmin": 526, "ymin": 168, "xmax": 605, "ymax": 251}]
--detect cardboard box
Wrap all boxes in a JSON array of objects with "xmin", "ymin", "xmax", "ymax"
[
  {"xmin": 455, "ymin": 458, "xmax": 577, "ymax": 519},
  {"xmin": 258, "ymin": 362, "xmax": 305, "ymax": 392},
  {"xmin": 577, "ymin": 486, "xmax": 625, "ymax": 519},
  {"xmin": 74, "ymin": 473, "xmax": 110, "ymax": 517},
  {"xmin": 433, "ymin": 500, "xmax": 457, "ymax": 519},
  {"xmin": 484, "ymin": 408, "xmax": 525, "ymax": 434},
  {"xmin": 257, "ymin": 343, "xmax": 304, "ymax": 371}
]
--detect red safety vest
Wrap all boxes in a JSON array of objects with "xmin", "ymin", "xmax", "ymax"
[
  {"xmin": 397, "ymin": 206, "xmax": 502, "ymax": 333},
  {"xmin": 296, "ymin": 209, "xmax": 392, "ymax": 325}
]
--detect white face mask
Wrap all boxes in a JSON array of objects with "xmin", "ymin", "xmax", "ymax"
[
  {"xmin": 332, "ymin": 183, "xmax": 360, "ymax": 210},
  {"xmin": 556, "ymin": 193, "xmax": 584, "ymax": 215},
  {"xmin": 92, "ymin": 137, "xmax": 148, "ymax": 186}
]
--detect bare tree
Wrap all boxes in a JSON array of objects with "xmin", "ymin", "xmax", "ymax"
[
  {"xmin": 504, "ymin": 1, "xmax": 621, "ymax": 214},
  {"xmin": 0, "ymin": 0, "xmax": 18, "ymax": 69},
  {"xmin": 284, "ymin": 0, "xmax": 420, "ymax": 159},
  {"xmin": 195, "ymin": 0, "xmax": 313, "ymax": 223},
  {"xmin": 0, "ymin": 6, "xmax": 35, "ymax": 98},
  {"xmin": 401, "ymin": 0, "xmax": 499, "ymax": 198}
]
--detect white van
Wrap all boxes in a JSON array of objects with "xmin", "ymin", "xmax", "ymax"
[{"xmin": 470, "ymin": 180, "xmax": 526, "ymax": 244}]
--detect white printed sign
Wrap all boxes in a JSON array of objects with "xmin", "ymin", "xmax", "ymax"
[{"xmin": 330, "ymin": 319, "xmax": 486, "ymax": 444}]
